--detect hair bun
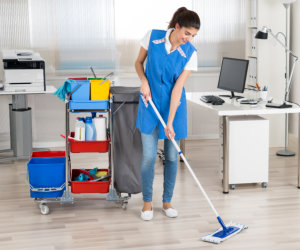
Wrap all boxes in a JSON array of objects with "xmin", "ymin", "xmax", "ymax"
[{"xmin": 168, "ymin": 7, "xmax": 200, "ymax": 30}]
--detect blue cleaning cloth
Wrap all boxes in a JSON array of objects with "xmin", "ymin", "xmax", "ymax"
[
  {"xmin": 53, "ymin": 79, "xmax": 74, "ymax": 101},
  {"xmin": 89, "ymin": 167, "xmax": 98, "ymax": 176},
  {"xmin": 74, "ymin": 173, "xmax": 84, "ymax": 181},
  {"xmin": 74, "ymin": 168, "xmax": 98, "ymax": 181},
  {"xmin": 82, "ymin": 168, "xmax": 98, "ymax": 181}
]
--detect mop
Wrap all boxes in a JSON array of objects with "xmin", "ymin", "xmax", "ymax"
[{"xmin": 142, "ymin": 95, "xmax": 248, "ymax": 244}]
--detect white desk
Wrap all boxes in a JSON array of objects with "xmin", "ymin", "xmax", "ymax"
[
  {"xmin": 0, "ymin": 85, "xmax": 57, "ymax": 96},
  {"xmin": 0, "ymin": 85, "xmax": 57, "ymax": 162},
  {"xmin": 186, "ymin": 91, "xmax": 300, "ymax": 193}
]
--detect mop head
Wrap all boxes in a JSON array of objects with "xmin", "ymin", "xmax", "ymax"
[{"xmin": 201, "ymin": 221, "xmax": 248, "ymax": 244}]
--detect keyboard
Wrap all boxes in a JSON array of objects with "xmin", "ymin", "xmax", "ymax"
[
  {"xmin": 200, "ymin": 95, "xmax": 225, "ymax": 105},
  {"xmin": 240, "ymin": 99, "xmax": 258, "ymax": 105}
]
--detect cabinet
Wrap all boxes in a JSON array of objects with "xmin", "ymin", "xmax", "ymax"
[{"xmin": 227, "ymin": 115, "xmax": 269, "ymax": 189}]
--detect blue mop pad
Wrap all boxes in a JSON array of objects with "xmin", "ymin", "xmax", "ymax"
[{"xmin": 202, "ymin": 220, "xmax": 248, "ymax": 244}]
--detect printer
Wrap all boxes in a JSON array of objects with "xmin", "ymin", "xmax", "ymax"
[{"xmin": 2, "ymin": 50, "xmax": 46, "ymax": 92}]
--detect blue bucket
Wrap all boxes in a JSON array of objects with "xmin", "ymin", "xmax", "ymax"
[
  {"xmin": 70, "ymin": 80, "xmax": 90, "ymax": 101},
  {"xmin": 27, "ymin": 157, "xmax": 66, "ymax": 198}
]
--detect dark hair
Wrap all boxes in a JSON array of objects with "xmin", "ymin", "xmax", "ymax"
[{"xmin": 168, "ymin": 7, "xmax": 200, "ymax": 30}]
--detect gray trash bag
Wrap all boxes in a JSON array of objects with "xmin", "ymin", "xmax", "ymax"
[{"xmin": 110, "ymin": 87, "xmax": 142, "ymax": 194}]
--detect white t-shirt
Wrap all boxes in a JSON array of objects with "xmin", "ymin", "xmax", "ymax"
[{"xmin": 140, "ymin": 29, "xmax": 198, "ymax": 71}]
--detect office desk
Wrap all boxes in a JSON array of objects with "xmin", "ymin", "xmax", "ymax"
[
  {"xmin": 186, "ymin": 91, "xmax": 300, "ymax": 193},
  {"xmin": 0, "ymin": 86, "xmax": 57, "ymax": 162}
]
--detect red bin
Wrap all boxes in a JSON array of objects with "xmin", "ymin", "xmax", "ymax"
[
  {"xmin": 31, "ymin": 151, "xmax": 66, "ymax": 158},
  {"xmin": 70, "ymin": 169, "xmax": 110, "ymax": 193},
  {"xmin": 69, "ymin": 132, "xmax": 110, "ymax": 153}
]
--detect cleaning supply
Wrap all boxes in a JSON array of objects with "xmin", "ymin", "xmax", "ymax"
[
  {"xmin": 85, "ymin": 117, "xmax": 96, "ymax": 141},
  {"xmin": 96, "ymin": 170, "xmax": 108, "ymax": 178},
  {"xmin": 73, "ymin": 168, "xmax": 98, "ymax": 181},
  {"xmin": 89, "ymin": 167, "xmax": 98, "ymax": 176},
  {"xmin": 145, "ymin": 96, "xmax": 248, "ymax": 244},
  {"xmin": 82, "ymin": 168, "xmax": 97, "ymax": 181},
  {"xmin": 70, "ymin": 80, "xmax": 90, "ymax": 100},
  {"xmin": 74, "ymin": 117, "xmax": 85, "ymax": 141},
  {"xmin": 53, "ymin": 79, "xmax": 73, "ymax": 101},
  {"xmin": 74, "ymin": 173, "xmax": 84, "ymax": 181},
  {"xmin": 90, "ymin": 174, "xmax": 111, "ymax": 182},
  {"xmin": 90, "ymin": 79, "xmax": 111, "ymax": 101},
  {"xmin": 93, "ymin": 115, "xmax": 107, "ymax": 141}
]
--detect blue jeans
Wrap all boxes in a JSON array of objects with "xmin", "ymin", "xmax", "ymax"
[{"xmin": 140, "ymin": 126, "xmax": 179, "ymax": 203}]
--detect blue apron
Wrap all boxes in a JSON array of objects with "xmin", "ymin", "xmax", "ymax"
[{"xmin": 136, "ymin": 29, "xmax": 196, "ymax": 140}]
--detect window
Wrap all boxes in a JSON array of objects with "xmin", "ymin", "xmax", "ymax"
[
  {"xmin": 0, "ymin": 0, "xmax": 245, "ymax": 73},
  {"xmin": 114, "ymin": 0, "xmax": 245, "ymax": 69},
  {"xmin": 28, "ymin": 0, "xmax": 116, "ymax": 71}
]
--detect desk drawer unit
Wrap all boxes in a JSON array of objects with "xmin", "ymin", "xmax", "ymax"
[{"xmin": 227, "ymin": 115, "xmax": 269, "ymax": 186}]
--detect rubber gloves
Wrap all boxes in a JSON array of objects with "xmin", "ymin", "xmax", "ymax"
[{"xmin": 53, "ymin": 79, "xmax": 74, "ymax": 101}]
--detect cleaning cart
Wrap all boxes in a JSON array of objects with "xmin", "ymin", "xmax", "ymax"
[
  {"xmin": 26, "ymin": 78, "xmax": 142, "ymax": 213},
  {"xmin": 62, "ymin": 77, "xmax": 116, "ymax": 208},
  {"xmin": 26, "ymin": 76, "xmax": 119, "ymax": 214}
]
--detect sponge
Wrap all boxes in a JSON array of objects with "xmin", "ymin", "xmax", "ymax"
[{"xmin": 96, "ymin": 171, "xmax": 107, "ymax": 177}]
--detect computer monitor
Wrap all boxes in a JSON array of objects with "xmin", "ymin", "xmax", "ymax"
[{"xmin": 217, "ymin": 57, "xmax": 249, "ymax": 99}]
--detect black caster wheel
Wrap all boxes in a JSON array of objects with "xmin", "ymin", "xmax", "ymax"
[
  {"xmin": 261, "ymin": 182, "xmax": 267, "ymax": 188},
  {"xmin": 121, "ymin": 201, "xmax": 128, "ymax": 210}
]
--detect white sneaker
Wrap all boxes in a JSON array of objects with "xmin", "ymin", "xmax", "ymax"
[
  {"xmin": 141, "ymin": 210, "xmax": 153, "ymax": 221},
  {"xmin": 162, "ymin": 208, "xmax": 178, "ymax": 218}
]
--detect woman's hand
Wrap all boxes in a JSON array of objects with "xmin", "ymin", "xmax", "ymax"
[
  {"xmin": 165, "ymin": 121, "xmax": 175, "ymax": 140},
  {"xmin": 140, "ymin": 80, "xmax": 151, "ymax": 102}
]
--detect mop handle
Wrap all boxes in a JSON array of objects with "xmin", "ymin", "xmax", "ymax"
[{"xmin": 148, "ymin": 98, "xmax": 220, "ymax": 218}]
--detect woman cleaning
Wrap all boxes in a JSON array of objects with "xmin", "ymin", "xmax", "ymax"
[{"xmin": 135, "ymin": 7, "xmax": 200, "ymax": 221}]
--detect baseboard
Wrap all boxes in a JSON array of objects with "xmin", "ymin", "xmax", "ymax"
[
  {"xmin": 186, "ymin": 134, "xmax": 219, "ymax": 140},
  {"xmin": 33, "ymin": 141, "xmax": 65, "ymax": 149}
]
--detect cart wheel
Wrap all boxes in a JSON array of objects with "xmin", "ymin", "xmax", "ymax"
[
  {"xmin": 40, "ymin": 204, "xmax": 49, "ymax": 215},
  {"xmin": 121, "ymin": 201, "xmax": 128, "ymax": 210},
  {"xmin": 261, "ymin": 182, "xmax": 267, "ymax": 188},
  {"xmin": 230, "ymin": 184, "xmax": 235, "ymax": 190}
]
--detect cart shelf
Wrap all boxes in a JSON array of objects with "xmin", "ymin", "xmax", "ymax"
[
  {"xmin": 68, "ymin": 132, "xmax": 110, "ymax": 153},
  {"xmin": 70, "ymin": 169, "xmax": 110, "ymax": 193},
  {"xmin": 69, "ymin": 100, "xmax": 109, "ymax": 111}
]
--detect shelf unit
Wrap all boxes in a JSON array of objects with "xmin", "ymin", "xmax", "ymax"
[
  {"xmin": 66, "ymin": 100, "xmax": 111, "ymax": 193},
  {"xmin": 245, "ymin": 0, "xmax": 287, "ymax": 147},
  {"xmin": 245, "ymin": 0, "xmax": 257, "ymax": 86},
  {"xmin": 61, "ymin": 98, "xmax": 120, "ymax": 206}
]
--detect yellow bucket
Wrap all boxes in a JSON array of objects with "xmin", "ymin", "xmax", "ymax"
[{"xmin": 89, "ymin": 79, "xmax": 111, "ymax": 101}]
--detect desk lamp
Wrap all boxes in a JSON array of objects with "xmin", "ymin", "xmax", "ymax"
[{"xmin": 255, "ymin": 1, "xmax": 298, "ymax": 156}]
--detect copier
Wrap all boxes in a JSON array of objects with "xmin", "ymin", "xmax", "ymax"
[{"xmin": 2, "ymin": 50, "xmax": 46, "ymax": 92}]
